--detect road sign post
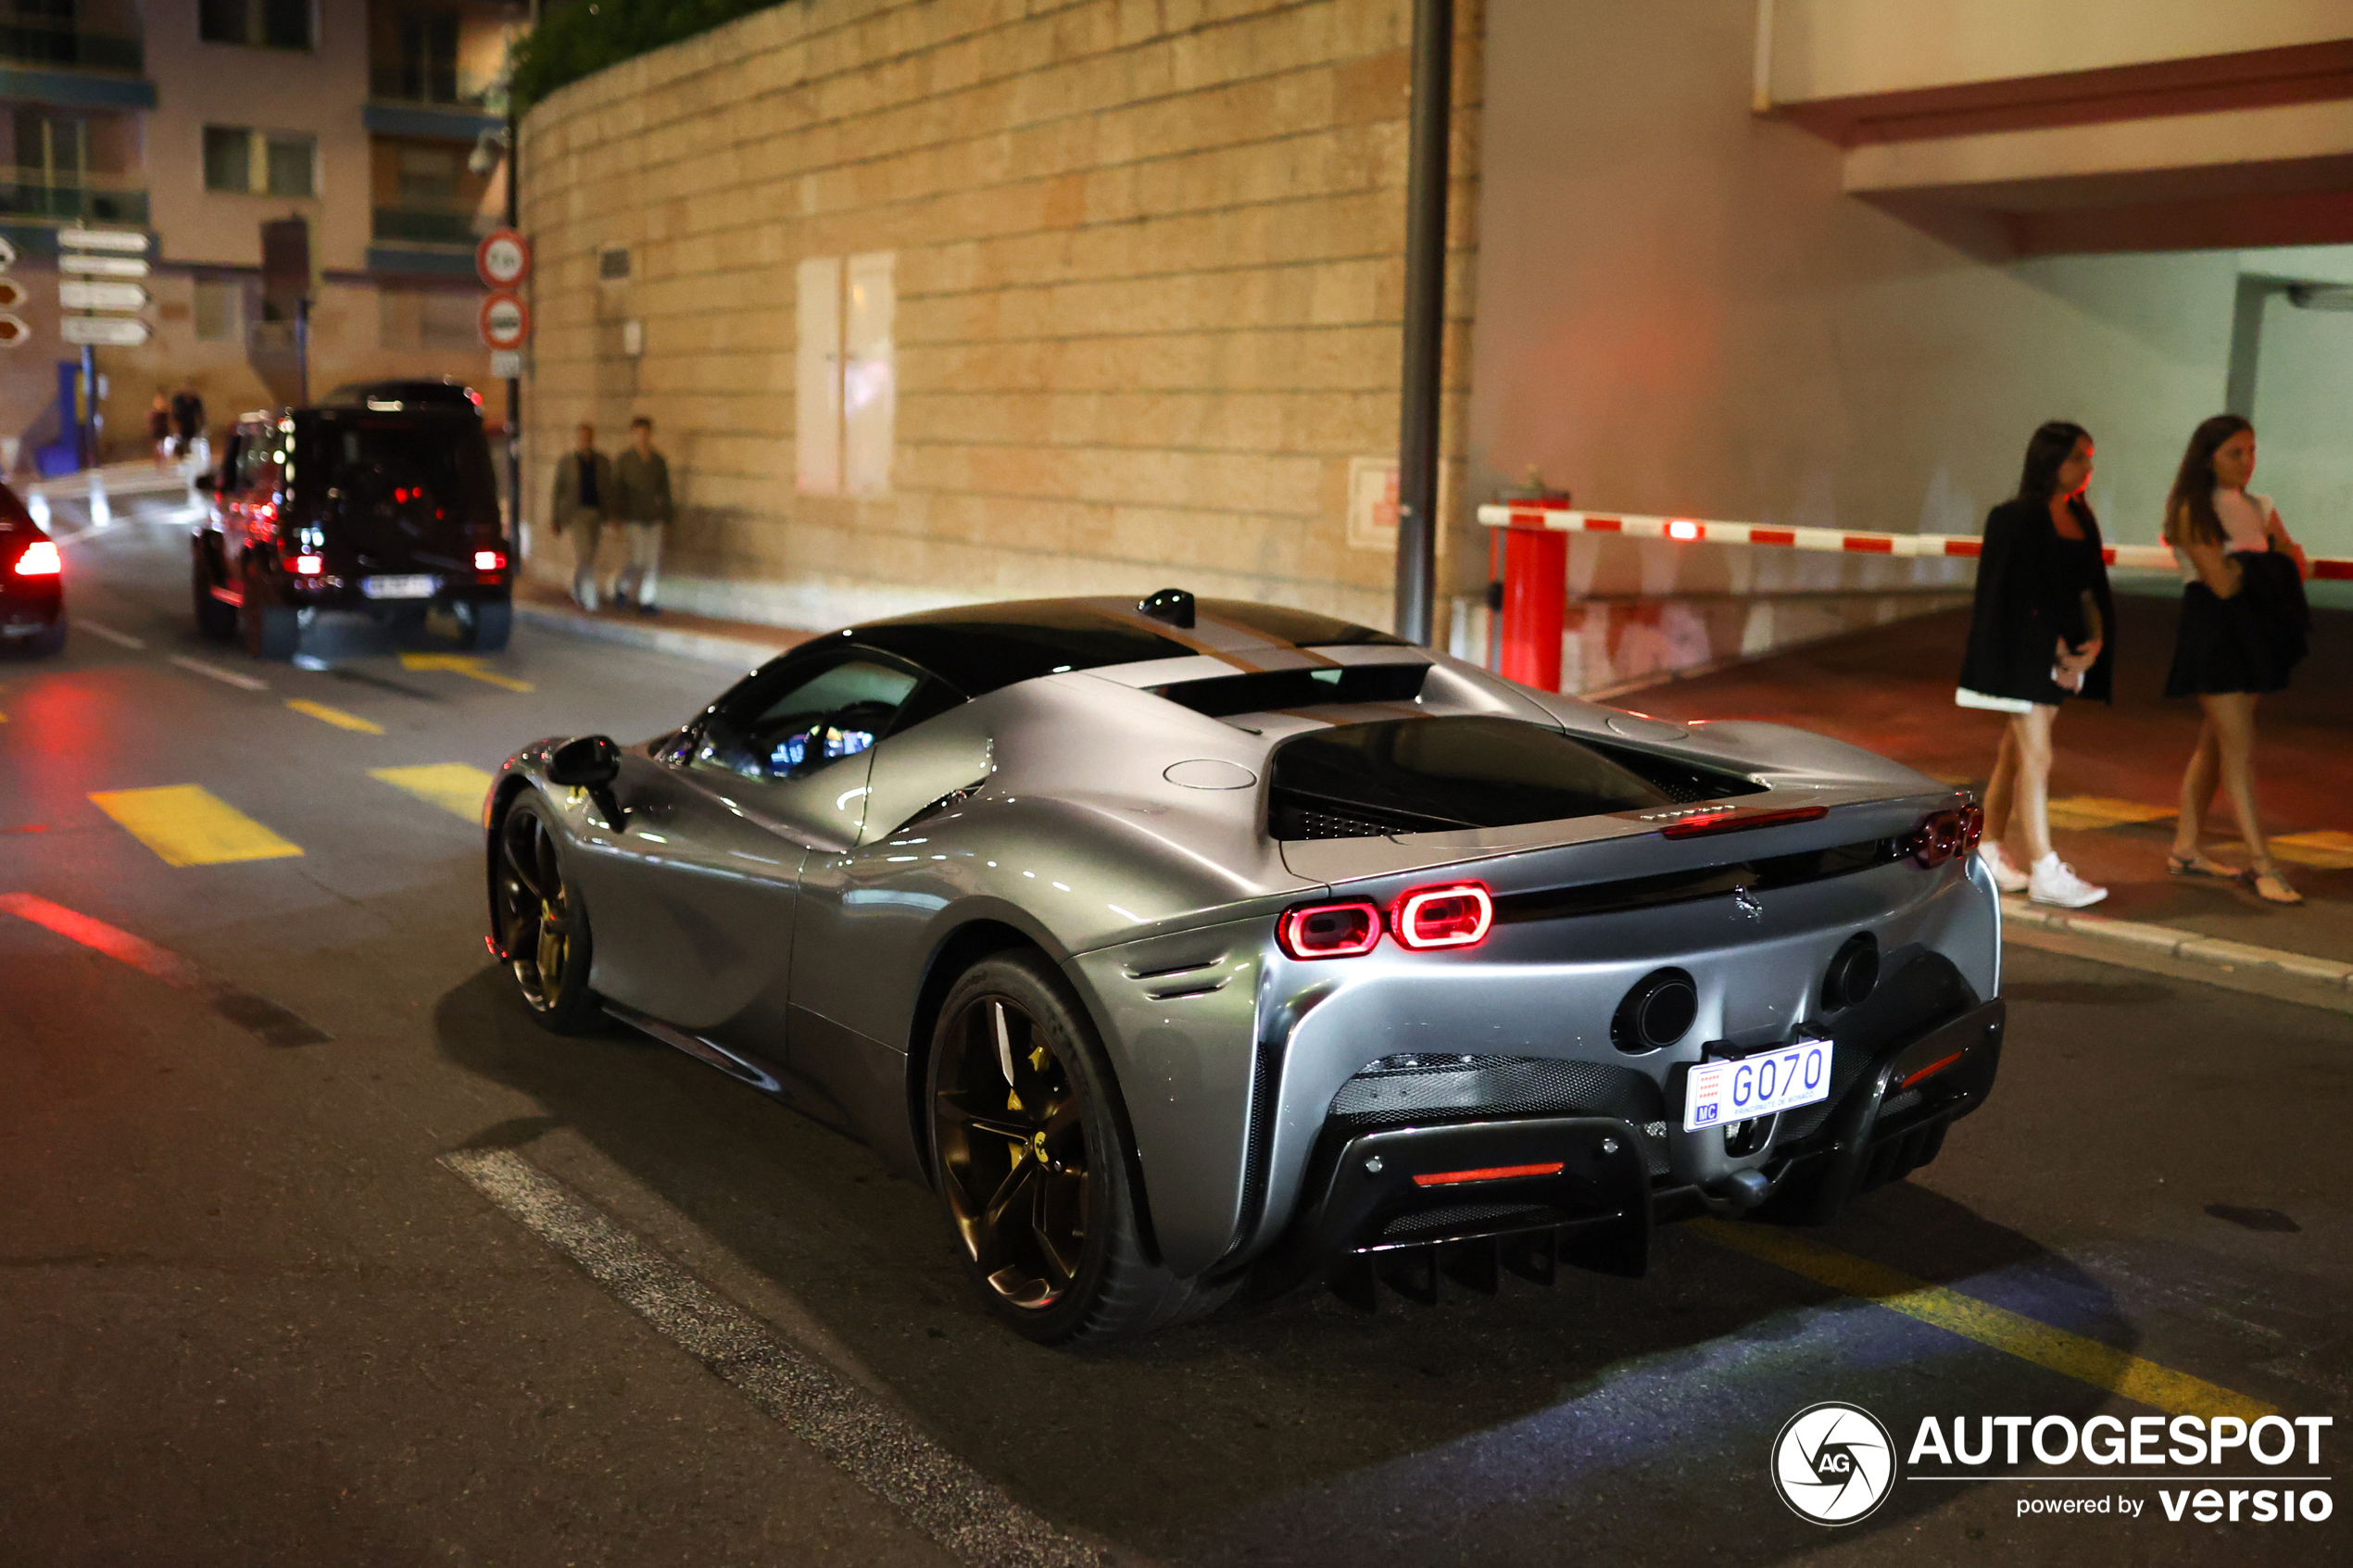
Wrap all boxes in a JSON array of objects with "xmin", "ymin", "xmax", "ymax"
[{"xmin": 479, "ymin": 223, "xmax": 531, "ymax": 543}]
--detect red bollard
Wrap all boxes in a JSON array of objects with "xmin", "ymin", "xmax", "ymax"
[{"xmin": 1498, "ymin": 519, "xmax": 1567, "ymax": 690}]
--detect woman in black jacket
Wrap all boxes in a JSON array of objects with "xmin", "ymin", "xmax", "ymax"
[{"xmin": 1956, "ymin": 421, "xmax": 2116, "ymax": 908}]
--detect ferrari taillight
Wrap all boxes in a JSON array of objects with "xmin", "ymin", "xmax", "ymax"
[
  {"xmin": 1277, "ymin": 900, "xmax": 1381, "ymax": 960},
  {"xmin": 1391, "ymin": 882, "xmax": 1493, "ymax": 950},
  {"xmin": 10, "ymin": 540, "xmax": 60, "ymax": 577},
  {"xmin": 1905, "ymin": 804, "xmax": 1982, "ymax": 869}
]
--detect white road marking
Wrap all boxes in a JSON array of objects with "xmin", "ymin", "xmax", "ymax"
[
  {"xmin": 166, "ymin": 655, "xmax": 269, "ymax": 692},
  {"xmin": 73, "ymin": 618, "xmax": 145, "ymax": 649},
  {"xmin": 439, "ymin": 1148, "xmax": 1100, "ymax": 1568}
]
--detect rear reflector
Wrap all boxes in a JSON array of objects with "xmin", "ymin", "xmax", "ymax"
[
  {"xmin": 1412, "ymin": 1161, "xmax": 1564, "ymax": 1187},
  {"xmin": 1392, "ymin": 882, "xmax": 1493, "ymax": 949},
  {"xmin": 1659, "ymin": 805, "xmax": 1827, "ymax": 838},
  {"xmin": 1898, "ymin": 1050, "xmax": 1964, "ymax": 1090},
  {"xmin": 11, "ymin": 540, "xmax": 60, "ymax": 577},
  {"xmin": 1277, "ymin": 899, "xmax": 1381, "ymax": 960}
]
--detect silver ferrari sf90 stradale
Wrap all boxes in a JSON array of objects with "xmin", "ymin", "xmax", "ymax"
[{"xmin": 484, "ymin": 591, "xmax": 2002, "ymax": 1343}]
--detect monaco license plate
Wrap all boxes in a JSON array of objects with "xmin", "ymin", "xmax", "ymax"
[
  {"xmin": 362, "ymin": 574, "xmax": 438, "ymax": 599},
  {"xmin": 1682, "ymin": 1036, "xmax": 1834, "ymax": 1131}
]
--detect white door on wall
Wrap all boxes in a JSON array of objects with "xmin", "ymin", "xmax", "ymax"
[
  {"xmin": 796, "ymin": 255, "xmax": 843, "ymax": 495},
  {"xmin": 842, "ymin": 251, "xmax": 895, "ymax": 496}
]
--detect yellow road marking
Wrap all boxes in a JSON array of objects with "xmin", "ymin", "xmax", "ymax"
[
  {"xmin": 1693, "ymin": 1220, "xmax": 2273, "ymax": 1422},
  {"xmin": 2219, "ymin": 831, "xmax": 2353, "ymax": 871},
  {"xmin": 396, "ymin": 652, "xmax": 534, "ymax": 692},
  {"xmin": 87, "ymin": 784, "xmax": 304, "ymax": 867},
  {"xmin": 285, "ymin": 698, "xmax": 384, "ymax": 734},
  {"xmin": 371, "ymin": 763, "xmax": 496, "ymax": 822},
  {"xmin": 2045, "ymin": 796, "xmax": 2174, "ymax": 832}
]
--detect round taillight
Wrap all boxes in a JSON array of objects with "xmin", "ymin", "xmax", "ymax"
[
  {"xmin": 1391, "ymin": 883, "xmax": 1493, "ymax": 950},
  {"xmin": 1277, "ymin": 900, "xmax": 1381, "ymax": 960}
]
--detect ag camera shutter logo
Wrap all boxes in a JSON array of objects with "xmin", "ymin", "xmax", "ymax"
[{"xmin": 1772, "ymin": 1402, "xmax": 1896, "ymax": 1525}]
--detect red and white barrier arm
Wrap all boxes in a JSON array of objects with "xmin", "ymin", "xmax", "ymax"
[{"xmin": 1473, "ymin": 500, "xmax": 2352, "ymax": 689}]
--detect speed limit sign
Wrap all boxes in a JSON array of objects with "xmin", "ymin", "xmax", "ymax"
[
  {"xmin": 480, "ymin": 291, "xmax": 529, "ymax": 350},
  {"xmin": 476, "ymin": 228, "xmax": 531, "ymax": 289}
]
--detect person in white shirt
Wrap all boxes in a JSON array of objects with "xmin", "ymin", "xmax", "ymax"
[{"xmin": 2160, "ymin": 415, "xmax": 2311, "ymax": 907}]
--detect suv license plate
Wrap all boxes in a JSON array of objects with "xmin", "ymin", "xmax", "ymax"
[
  {"xmin": 1683, "ymin": 1037, "xmax": 1833, "ymax": 1131},
  {"xmin": 362, "ymin": 574, "xmax": 439, "ymax": 599}
]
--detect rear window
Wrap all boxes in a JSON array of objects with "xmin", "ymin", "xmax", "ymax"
[
  {"xmin": 1154, "ymin": 662, "xmax": 1427, "ymax": 718},
  {"xmin": 1267, "ymin": 716, "xmax": 1683, "ymax": 839},
  {"xmin": 302, "ymin": 415, "xmax": 497, "ymax": 516}
]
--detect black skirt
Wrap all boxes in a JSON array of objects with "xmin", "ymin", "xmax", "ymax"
[{"xmin": 2164, "ymin": 553, "xmax": 2309, "ymax": 697}]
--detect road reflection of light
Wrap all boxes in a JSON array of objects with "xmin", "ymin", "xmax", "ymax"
[{"xmin": 1183, "ymin": 1257, "xmax": 2130, "ymax": 1559}]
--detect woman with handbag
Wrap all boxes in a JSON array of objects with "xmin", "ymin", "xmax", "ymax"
[
  {"xmin": 1956, "ymin": 420, "xmax": 2116, "ymax": 908},
  {"xmin": 2161, "ymin": 415, "xmax": 2310, "ymax": 907}
]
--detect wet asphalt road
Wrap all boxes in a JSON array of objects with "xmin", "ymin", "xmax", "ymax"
[{"xmin": 2, "ymin": 499, "xmax": 2347, "ymax": 1567}]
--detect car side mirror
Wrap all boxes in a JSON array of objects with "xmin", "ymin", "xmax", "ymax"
[
  {"xmin": 547, "ymin": 734, "xmax": 625, "ymax": 829},
  {"xmin": 547, "ymin": 734, "xmax": 621, "ymax": 787}
]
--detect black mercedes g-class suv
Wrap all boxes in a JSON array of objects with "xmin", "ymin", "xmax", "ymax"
[{"xmin": 193, "ymin": 381, "xmax": 510, "ymax": 659}]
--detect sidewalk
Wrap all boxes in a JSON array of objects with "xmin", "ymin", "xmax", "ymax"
[
  {"xmin": 1629, "ymin": 596, "xmax": 2353, "ymax": 970},
  {"xmin": 510, "ymin": 579, "xmax": 815, "ymax": 669}
]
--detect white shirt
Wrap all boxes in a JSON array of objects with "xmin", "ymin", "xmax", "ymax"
[{"xmin": 2173, "ymin": 488, "xmax": 2273, "ymax": 582}]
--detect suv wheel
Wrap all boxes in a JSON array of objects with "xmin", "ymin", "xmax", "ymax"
[
  {"xmin": 192, "ymin": 546, "xmax": 235, "ymax": 640},
  {"xmin": 458, "ymin": 598, "xmax": 511, "ymax": 652}
]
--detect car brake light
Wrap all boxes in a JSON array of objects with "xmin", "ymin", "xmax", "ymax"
[
  {"xmin": 1277, "ymin": 900, "xmax": 1381, "ymax": 960},
  {"xmin": 1898, "ymin": 1050, "xmax": 1964, "ymax": 1090},
  {"xmin": 11, "ymin": 540, "xmax": 60, "ymax": 576},
  {"xmin": 292, "ymin": 555, "xmax": 324, "ymax": 576},
  {"xmin": 1411, "ymin": 1161, "xmax": 1564, "ymax": 1187},
  {"xmin": 473, "ymin": 549, "xmax": 506, "ymax": 571},
  {"xmin": 1659, "ymin": 804, "xmax": 1829, "ymax": 838},
  {"xmin": 1904, "ymin": 803, "xmax": 1982, "ymax": 869},
  {"xmin": 1391, "ymin": 882, "xmax": 1493, "ymax": 950}
]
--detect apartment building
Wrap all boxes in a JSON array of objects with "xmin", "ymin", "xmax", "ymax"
[{"xmin": 0, "ymin": 0, "xmax": 524, "ymax": 469}]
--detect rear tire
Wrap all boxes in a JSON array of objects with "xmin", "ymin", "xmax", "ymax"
[
  {"xmin": 458, "ymin": 598, "xmax": 511, "ymax": 652},
  {"xmin": 239, "ymin": 581, "xmax": 298, "ymax": 659},
  {"xmin": 925, "ymin": 950, "xmax": 1234, "ymax": 1345},
  {"xmin": 193, "ymin": 548, "xmax": 235, "ymax": 640},
  {"xmin": 28, "ymin": 621, "xmax": 64, "ymax": 657}
]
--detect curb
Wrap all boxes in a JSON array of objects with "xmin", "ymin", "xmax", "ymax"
[
  {"xmin": 511, "ymin": 601, "xmax": 794, "ymax": 669},
  {"xmin": 2000, "ymin": 897, "xmax": 2353, "ymax": 992}
]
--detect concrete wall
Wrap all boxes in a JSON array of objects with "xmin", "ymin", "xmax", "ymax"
[
  {"xmin": 2247, "ymin": 258, "xmax": 2353, "ymax": 564},
  {"xmin": 516, "ymin": 0, "xmax": 1482, "ymax": 635},
  {"xmin": 1459, "ymin": 0, "xmax": 2292, "ymax": 687}
]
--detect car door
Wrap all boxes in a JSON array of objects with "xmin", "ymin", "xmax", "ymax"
[{"xmin": 575, "ymin": 648, "xmax": 927, "ymax": 1055}]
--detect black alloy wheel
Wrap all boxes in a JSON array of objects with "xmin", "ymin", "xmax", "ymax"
[
  {"xmin": 494, "ymin": 797, "xmax": 600, "ymax": 1033},
  {"xmin": 238, "ymin": 571, "xmax": 298, "ymax": 659},
  {"xmin": 192, "ymin": 546, "xmax": 235, "ymax": 640},
  {"xmin": 926, "ymin": 951, "xmax": 1233, "ymax": 1344}
]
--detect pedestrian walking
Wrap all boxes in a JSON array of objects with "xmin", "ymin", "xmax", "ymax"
[
  {"xmin": 611, "ymin": 416, "xmax": 673, "ymax": 616},
  {"xmin": 548, "ymin": 422, "xmax": 615, "ymax": 610},
  {"xmin": 1956, "ymin": 420, "xmax": 2116, "ymax": 908},
  {"xmin": 2160, "ymin": 415, "xmax": 2311, "ymax": 907},
  {"xmin": 168, "ymin": 381, "xmax": 205, "ymax": 460},
  {"xmin": 146, "ymin": 390, "xmax": 172, "ymax": 466}
]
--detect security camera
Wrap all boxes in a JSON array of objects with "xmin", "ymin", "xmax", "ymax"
[{"xmin": 468, "ymin": 126, "xmax": 508, "ymax": 177}]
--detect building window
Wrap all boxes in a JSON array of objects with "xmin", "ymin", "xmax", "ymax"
[
  {"xmin": 203, "ymin": 126, "xmax": 315, "ymax": 197},
  {"xmin": 395, "ymin": 145, "xmax": 458, "ymax": 206},
  {"xmin": 199, "ymin": 0, "xmax": 312, "ymax": 50},
  {"xmin": 194, "ymin": 278, "xmax": 243, "ymax": 343}
]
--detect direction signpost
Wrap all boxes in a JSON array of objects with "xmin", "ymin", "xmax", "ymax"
[
  {"xmin": 57, "ymin": 227, "xmax": 152, "ymax": 464},
  {"xmin": 0, "ymin": 240, "xmax": 19, "ymax": 349}
]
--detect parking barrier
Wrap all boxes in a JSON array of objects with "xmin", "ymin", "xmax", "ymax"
[{"xmin": 1478, "ymin": 499, "xmax": 2353, "ymax": 691}]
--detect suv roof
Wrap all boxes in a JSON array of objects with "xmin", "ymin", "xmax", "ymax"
[{"xmin": 321, "ymin": 378, "xmax": 484, "ymax": 414}]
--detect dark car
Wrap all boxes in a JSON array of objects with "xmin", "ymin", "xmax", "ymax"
[
  {"xmin": 193, "ymin": 401, "xmax": 510, "ymax": 659},
  {"xmin": 0, "ymin": 481, "xmax": 64, "ymax": 657}
]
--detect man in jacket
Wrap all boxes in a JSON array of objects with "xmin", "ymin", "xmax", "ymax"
[
  {"xmin": 612, "ymin": 416, "xmax": 673, "ymax": 616},
  {"xmin": 549, "ymin": 422, "xmax": 615, "ymax": 609}
]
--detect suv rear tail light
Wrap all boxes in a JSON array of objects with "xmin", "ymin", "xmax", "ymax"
[
  {"xmin": 1392, "ymin": 882, "xmax": 1493, "ymax": 950},
  {"xmin": 1904, "ymin": 804, "xmax": 1982, "ymax": 868},
  {"xmin": 473, "ymin": 548, "xmax": 506, "ymax": 572},
  {"xmin": 291, "ymin": 554, "xmax": 324, "ymax": 576},
  {"xmin": 11, "ymin": 540, "xmax": 60, "ymax": 577},
  {"xmin": 1277, "ymin": 900, "xmax": 1381, "ymax": 960}
]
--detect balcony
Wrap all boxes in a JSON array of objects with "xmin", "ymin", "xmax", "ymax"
[
  {"xmin": 0, "ymin": 19, "xmax": 143, "ymax": 74},
  {"xmin": 0, "ymin": 172, "xmax": 147, "ymax": 227},
  {"xmin": 373, "ymin": 204, "xmax": 487, "ymax": 245}
]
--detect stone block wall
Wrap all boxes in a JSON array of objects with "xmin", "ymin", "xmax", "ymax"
[{"xmin": 519, "ymin": 0, "xmax": 1482, "ymax": 634}]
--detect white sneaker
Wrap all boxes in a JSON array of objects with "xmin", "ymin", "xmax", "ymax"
[
  {"xmin": 2028, "ymin": 852, "xmax": 2108, "ymax": 909},
  {"xmin": 1978, "ymin": 842, "xmax": 2030, "ymax": 894}
]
